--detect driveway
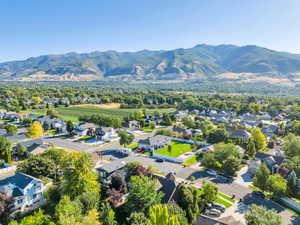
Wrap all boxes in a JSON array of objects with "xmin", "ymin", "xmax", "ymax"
[
  {"xmin": 43, "ymin": 137, "xmax": 93, "ymax": 152},
  {"xmin": 175, "ymin": 167, "xmax": 298, "ymax": 225}
]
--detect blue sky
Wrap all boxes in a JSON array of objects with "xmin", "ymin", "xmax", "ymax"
[{"xmin": 0, "ymin": 0, "xmax": 299, "ymax": 62}]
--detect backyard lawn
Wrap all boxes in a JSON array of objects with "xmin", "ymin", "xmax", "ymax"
[{"xmin": 155, "ymin": 141, "xmax": 195, "ymax": 158}]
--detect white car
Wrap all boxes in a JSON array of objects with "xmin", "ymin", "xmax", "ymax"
[
  {"xmin": 204, "ymin": 208, "xmax": 221, "ymax": 216},
  {"xmin": 206, "ymin": 169, "xmax": 217, "ymax": 176}
]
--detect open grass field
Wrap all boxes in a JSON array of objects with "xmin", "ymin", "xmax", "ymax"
[
  {"xmin": 23, "ymin": 105, "xmax": 176, "ymax": 122},
  {"xmin": 155, "ymin": 141, "xmax": 195, "ymax": 158}
]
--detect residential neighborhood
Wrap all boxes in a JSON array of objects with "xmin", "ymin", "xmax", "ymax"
[{"xmin": 1, "ymin": 94, "xmax": 300, "ymax": 225}]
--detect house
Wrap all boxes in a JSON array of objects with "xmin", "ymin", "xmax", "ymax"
[
  {"xmin": 173, "ymin": 126, "xmax": 192, "ymax": 139},
  {"xmin": 72, "ymin": 123, "xmax": 98, "ymax": 136},
  {"xmin": 138, "ymin": 135, "xmax": 171, "ymax": 151},
  {"xmin": 97, "ymin": 127, "xmax": 119, "ymax": 142},
  {"xmin": 124, "ymin": 120, "xmax": 140, "ymax": 130},
  {"xmin": 172, "ymin": 110, "xmax": 189, "ymax": 121},
  {"xmin": 36, "ymin": 116, "xmax": 66, "ymax": 133},
  {"xmin": 0, "ymin": 173, "xmax": 44, "ymax": 212},
  {"xmin": 155, "ymin": 173, "xmax": 178, "ymax": 204},
  {"xmin": 259, "ymin": 113, "xmax": 272, "ymax": 122},
  {"xmin": 229, "ymin": 129, "xmax": 251, "ymax": 142},
  {"xmin": 16, "ymin": 139, "xmax": 50, "ymax": 156},
  {"xmin": 194, "ymin": 215, "xmax": 243, "ymax": 225}
]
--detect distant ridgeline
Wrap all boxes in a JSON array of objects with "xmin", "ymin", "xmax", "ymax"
[{"xmin": 1, "ymin": 44, "xmax": 300, "ymax": 86}]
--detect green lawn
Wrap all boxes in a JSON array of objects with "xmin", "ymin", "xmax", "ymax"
[
  {"xmin": 183, "ymin": 155, "xmax": 197, "ymax": 166},
  {"xmin": 22, "ymin": 106, "xmax": 175, "ymax": 122},
  {"xmin": 143, "ymin": 127, "xmax": 154, "ymax": 132},
  {"xmin": 125, "ymin": 143, "xmax": 138, "ymax": 150},
  {"xmin": 47, "ymin": 129, "xmax": 57, "ymax": 135},
  {"xmin": 218, "ymin": 192, "xmax": 235, "ymax": 203},
  {"xmin": 215, "ymin": 197, "xmax": 232, "ymax": 208},
  {"xmin": 155, "ymin": 141, "xmax": 195, "ymax": 158}
]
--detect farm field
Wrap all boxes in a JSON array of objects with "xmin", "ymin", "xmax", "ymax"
[
  {"xmin": 23, "ymin": 105, "xmax": 176, "ymax": 122},
  {"xmin": 155, "ymin": 141, "xmax": 196, "ymax": 158}
]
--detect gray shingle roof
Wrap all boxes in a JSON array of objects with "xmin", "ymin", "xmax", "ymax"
[{"xmin": 0, "ymin": 173, "xmax": 39, "ymax": 190}]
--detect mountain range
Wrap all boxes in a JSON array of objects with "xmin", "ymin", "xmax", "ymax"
[{"xmin": 1, "ymin": 44, "xmax": 300, "ymax": 84}]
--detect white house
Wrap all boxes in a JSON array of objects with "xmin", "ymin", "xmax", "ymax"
[
  {"xmin": 0, "ymin": 173, "xmax": 45, "ymax": 211},
  {"xmin": 73, "ymin": 123, "xmax": 98, "ymax": 136},
  {"xmin": 98, "ymin": 127, "xmax": 119, "ymax": 142}
]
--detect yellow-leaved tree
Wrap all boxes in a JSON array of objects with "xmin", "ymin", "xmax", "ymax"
[
  {"xmin": 27, "ymin": 121, "xmax": 44, "ymax": 138},
  {"xmin": 251, "ymin": 127, "xmax": 267, "ymax": 150}
]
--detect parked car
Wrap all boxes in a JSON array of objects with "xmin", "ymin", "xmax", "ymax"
[
  {"xmin": 206, "ymin": 169, "xmax": 217, "ymax": 176},
  {"xmin": 252, "ymin": 191, "xmax": 265, "ymax": 199},
  {"xmin": 211, "ymin": 203, "xmax": 226, "ymax": 212},
  {"xmin": 156, "ymin": 158, "xmax": 165, "ymax": 163},
  {"xmin": 136, "ymin": 147, "xmax": 144, "ymax": 153},
  {"xmin": 204, "ymin": 208, "xmax": 222, "ymax": 216}
]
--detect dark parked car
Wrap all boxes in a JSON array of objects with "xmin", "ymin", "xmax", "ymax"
[
  {"xmin": 156, "ymin": 158, "xmax": 165, "ymax": 163},
  {"xmin": 252, "ymin": 191, "xmax": 265, "ymax": 199}
]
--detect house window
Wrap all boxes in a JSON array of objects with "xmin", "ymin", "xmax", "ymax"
[{"xmin": 17, "ymin": 199, "xmax": 23, "ymax": 204}]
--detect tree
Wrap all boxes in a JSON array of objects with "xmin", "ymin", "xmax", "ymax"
[
  {"xmin": 17, "ymin": 154, "xmax": 57, "ymax": 179},
  {"xmin": 127, "ymin": 212, "xmax": 149, "ymax": 225},
  {"xmin": 266, "ymin": 174, "xmax": 287, "ymax": 197},
  {"xmin": 245, "ymin": 205, "xmax": 281, "ymax": 225},
  {"xmin": 155, "ymin": 129, "xmax": 174, "ymax": 137},
  {"xmin": 246, "ymin": 138, "xmax": 256, "ymax": 159},
  {"xmin": 207, "ymin": 128, "xmax": 229, "ymax": 144},
  {"xmin": 118, "ymin": 130, "xmax": 134, "ymax": 147},
  {"xmin": 176, "ymin": 184, "xmax": 201, "ymax": 223},
  {"xmin": 201, "ymin": 143, "xmax": 241, "ymax": 176},
  {"xmin": 149, "ymin": 204, "xmax": 180, "ymax": 225},
  {"xmin": 168, "ymin": 145, "xmax": 172, "ymax": 153},
  {"xmin": 62, "ymin": 152, "xmax": 100, "ymax": 199},
  {"xmin": 149, "ymin": 121, "xmax": 156, "ymax": 130},
  {"xmin": 17, "ymin": 145, "xmax": 27, "ymax": 159},
  {"xmin": 222, "ymin": 156, "xmax": 241, "ymax": 176},
  {"xmin": 76, "ymin": 192, "xmax": 100, "ymax": 215},
  {"xmin": 100, "ymin": 202, "xmax": 117, "ymax": 225},
  {"xmin": 253, "ymin": 163, "xmax": 270, "ymax": 192},
  {"xmin": 200, "ymin": 181, "xmax": 218, "ymax": 204},
  {"xmin": 46, "ymin": 109, "xmax": 59, "ymax": 118},
  {"xmin": 291, "ymin": 120, "xmax": 300, "ymax": 135},
  {"xmin": 283, "ymin": 134, "xmax": 300, "ymax": 158},
  {"xmin": 9, "ymin": 209, "xmax": 55, "ymax": 225},
  {"xmin": 5, "ymin": 124, "xmax": 17, "ymax": 135},
  {"xmin": 182, "ymin": 116, "xmax": 195, "ymax": 128},
  {"xmin": 27, "ymin": 121, "xmax": 44, "ymax": 138},
  {"xmin": 66, "ymin": 121, "xmax": 74, "ymax": 135},
  {"xmin": 55, "ymin": 195, "xmax": 83, "ymax": 225},
  {"xmin": 126, "ymin": 176, "xmax": 163, "ymax": 214},
  {"xmin": 251, "ymin": 128, "xmax": 267, "ymax": 150},
  {"xmin": 32, "ymin": 96, "xmax": 42, "ymax": 105},
  {"xmin": 0, "ymin": 136, "xmax": 12, "ymax": 163},
  {"xmin": 0, "ymin": 192, "xmax": 13, "ymax": 223},
  {"xmin": 81, "ymin": 209, "xmax": 101, "ymax": 225}
]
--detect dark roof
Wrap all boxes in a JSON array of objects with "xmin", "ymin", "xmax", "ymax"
[
  {"xmin": 12, "ymin": 187, "xmax": 23, "ymax": 197},
  {"xmin": 0, "ymin": 173, "xmax": 40, "ymax": 190},
  {"xmin": 155, "ymin": 175, "xmax": 177, "ymax": 204}
]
